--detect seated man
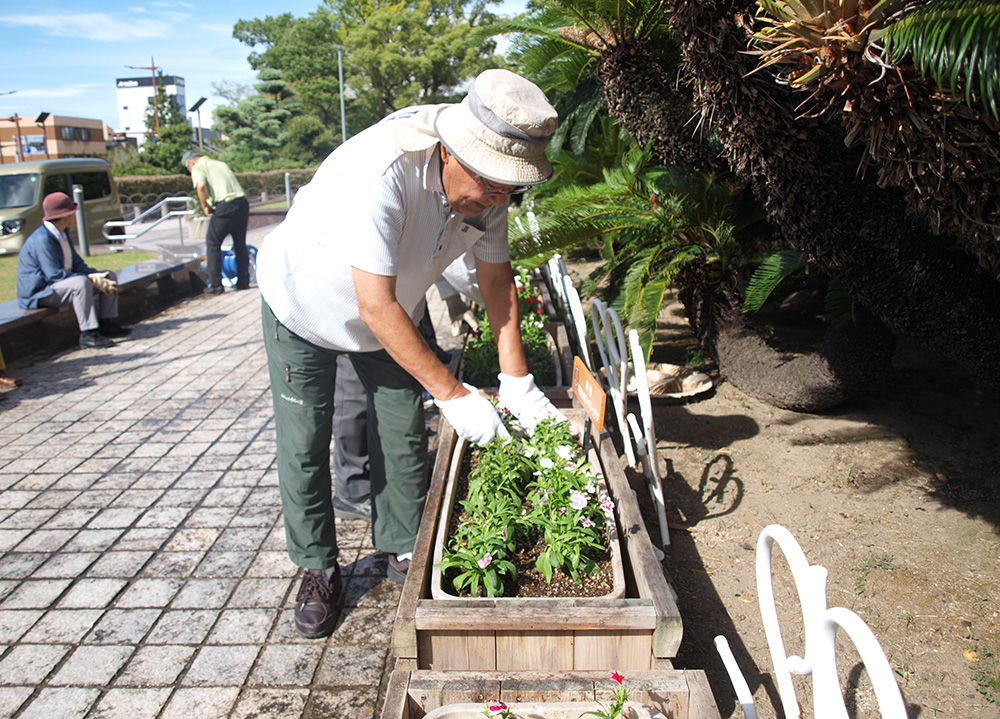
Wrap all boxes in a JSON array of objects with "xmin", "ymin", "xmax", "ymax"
[{"xmin": 17, "ymin": 192, "xmax": 131, "ymax": 349}]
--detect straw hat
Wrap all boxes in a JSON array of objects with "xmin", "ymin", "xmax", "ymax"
[
  {"xmin": 434, "ymin": 70, "xmax": 558, "ymax": 186},
  {"xmin": 42, "ymin": 192, "xmax": 79, "ymax": 221}
]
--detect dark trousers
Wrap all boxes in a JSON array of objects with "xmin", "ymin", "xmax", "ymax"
[
  {"xmin": 261, "ymin": 300, "xmax": 428, "ymax": 569},
  {"xmin": 206, "ymin": 197, "xmax": 250, "ymax": 290}
]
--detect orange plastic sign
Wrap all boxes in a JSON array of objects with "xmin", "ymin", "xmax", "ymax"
[{"xmin": 572, "ymin": 356, "xmax": 606, "ymax": 433}]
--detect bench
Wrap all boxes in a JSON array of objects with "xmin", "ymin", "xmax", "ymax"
[{"xmin": 0, "ymin": 256, "xmax": 206, "ymax": 363}]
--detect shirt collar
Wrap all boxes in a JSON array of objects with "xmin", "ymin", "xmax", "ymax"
[{"xmin": 43, "ymin": 220, "xmax": 68, "ymax": 240}]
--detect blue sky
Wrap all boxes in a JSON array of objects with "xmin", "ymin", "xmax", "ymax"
[{"xmin": 0, "ymin": 0, "xmax": 527, "ymax": 133}]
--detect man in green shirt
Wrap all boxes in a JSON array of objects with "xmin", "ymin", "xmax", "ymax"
[{"xmin": 182, "ymin": 151, "xmax": 250, "ymax": 294}]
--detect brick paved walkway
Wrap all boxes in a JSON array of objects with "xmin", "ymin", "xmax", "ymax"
[{"xmin": 0, "ymin": 283, "xmax": 458, "ymax": 718}]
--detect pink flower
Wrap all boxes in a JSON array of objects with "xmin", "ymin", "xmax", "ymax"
[
  {"xmin": 580, "ymin": 516, "xmax": 594, "ymax": 528},
  {"xmin": 478, "ymin": 553, "xmax": 492, "ymax": 569},
  {"xmin": 570, "ymin": 490, "xmax": 588, "ymax": 510},
  {"xmin": 610, "ymin": 671, "xmax": 624, "ymax": 684},
  {"xmin": 487, "ymin": 699, "xmax": 507, "ymax": 714},
  {"xmin": 558, "ymin": 507, "xmax": 568, "ymax": 515},
  {"xmin": 600, "ymin": 494, "xmax": 615, "ymax": 516}
]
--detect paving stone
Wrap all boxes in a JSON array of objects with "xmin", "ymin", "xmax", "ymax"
[
  {"xmin": 49, "ymin": 645, "xmax": 134, "ymax": 685},
  {"xmin": 16, "ymin": 687, "xmax": 100, "ymax": 719},
  {"xmin": 227, "ymin": 578, "xmax": 294, "ymax": 608},
  {"xmin": 0, "ymin": 581, "xmax": 14, "ymax": 602},
  {"xmin": 145, "ymin": 609, "xmax": 219, "ymax": 644},
  {"xmin": 303, "ymin": 687, "xmax": 379, "ymax": 719},
  {"xmin": 0, "ymin": 510, "xmax": 57, "ymax": 530},
  {"xmin": 268, "ymin": 609, "xmax": 323, "ymax": 644},
  {"xmin": 246, "ymin": 487, "xmax": 281, "ymax": 506},
  {"xmin": 205, "ymin": 608, "xmax": 275, "ymax": 644},
  {"xmin": 49, "ymin": 474, "xmax": 101, "ymax": 491},
  {"xmin": 88, "ymin": 688, "xmax": 172, "ymax": 719},
  {"xmin": 0, "ymin": 530, "xmax": 31, "ymax": 552},
  {"xmin": 250, "ymin": 644, "xmax": 323, "ymax": 686},
  {"xmin": 245, "ymin": 551, "xmax": 299, "ymax": 578},
  {"xmin": 219, "ymin": 470, "xmax": 266, "ymax": 487},
  {"xmin": 172, "ymin": 471, "xmax": 223, "ymax": 488},
  {"xmin": 201, "ymin": 487, "xmax": 252, "ymax": 507},
  {"xmin": 84, "ymin": 608, "xmax": 161, "ymax": 644},
  {"xmin": 61, "ymin": 529, "xmax": 124, "ymax": 552},
  {"xmin": 86, "ymin": 551, "xmax": 154, "ymax": 578},
  {"xmin": 25, "ymin": 491, "xmax": 80, "ymax": 509},
  {"xmin": 0, "ymin": 644, "xmax": 70, "ymax": 685},
  {"xmin": 0, "ymin": 610, "xmax": 42, "ymax": 643},
  {"xmin": 231, "ymin": 688, "xmax": 308, "ymax": 719},
  {"xmin": 181, "ymin": 645, "xmax": 259, "ymax": 686},
  {"xmin": 114, "ymin": 645, "xmax": 195, "ymax": 686},
  {"xmin": 195, "ymin": 551, "xmax": 255, "ymax": 578},
  {"xmin": 184, "ymin": 506, "xmax": 239, "ymax": 528},
  {"xmin": 57, "ymin": 578, "xmax": 128, "ymax": 608},
  {"xmin": 135, "ymin": 507, "xmax": 188, "ymax": 528},
  {"xmin": 171, "ymin": 578, "xmax": 237, "ymax": 609},
  {"xmin": 162, "ymin": 528, "xmax": 221, "ymax": 552},
  {"xmin": 212, "ymin": 527, "xmax": 268, "ymax": 552},
  {"xmin": 21, "ymin": 609, "xmax": 103, "ymax": 643},
  {"xmin": 314, "ymin": 646, "xmax": 387, "ymax": 687},
  {"xmin": 260, "ymin": 526, "xmax": 287, "ymax": 551},
  {"xmin": 115, "ymin": 577, "xmax": 183, "ymax": 608},
  {"xmin": 0, "ymin": 580, "xmax": 71, "ymax": 609},
  {"xmin": 11, "ymin": 530, "xmax": 76, "ymax": 553},
  {"xmin": 111, "ymin": 490, "xmax": 166, "ymax": 508},
  {"xmin": 140, "ymin": 551, "xmax": 204, "ymax": 578},
  {"xmin": 159, "ymin": 687, "xmax": 239, "ymax": 719},
  {"xmin": 114, "ymin": 527, "xmax": 172, "ymax": 551},
  {"xmin": 31, "ymin": 552, "xmax": 99, "ymax": 579},
  {"xmin": 66, "ymin": 490, "xmax": 121, "ymax": 509},
  {"xmin": 149, "ymin": 456, "xmax": 198, "ymax": 472},
  {"xmin": 153, "ymin": 489, "xmax": 208, "ymax": 508},
  {"xmin": 0, "ymin": 491, "xmax": 39, "ymax": 509},
  {"xmin": 0, "ymin": 554, "xmax": 49, "ymax": 579},
  {"xmin": 39, "ymin": 508, "xmax": 99, "ymax": 529},
  {"xmin": 230, "ymin": 506, "xmax": 280, "ymax": 527},
  {"xmin": 88, "ymin": 508, "xmax": 145, "ymax": 529},
  {"xmin": 330, "ymin": 607, "xmax": 396, "ymax": 646},
  {"xmin": 130, "ymin": 473, "xmax": 180, "ymax": 490},
  {"xmin": 0, "ymin": 686, "xmax": 33, "ymax": 718}
]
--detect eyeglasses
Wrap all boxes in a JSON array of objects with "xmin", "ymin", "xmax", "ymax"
[{"xmin": 472, "ymin": 173, "xmax": 530, "ymax": 197}]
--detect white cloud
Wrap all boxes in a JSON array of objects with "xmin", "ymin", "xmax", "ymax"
[
  {"xmin": 0, "ymin": 13, "xmax": 174, "ymax": 42},
  {"xmin": 10, "ymin": 84, "xmax": 104, "ymax": 99}
]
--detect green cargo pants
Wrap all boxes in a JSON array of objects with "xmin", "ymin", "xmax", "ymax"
[{"xmin": 261, "ymin": 300, "xmax": 428, "ymax": 569}]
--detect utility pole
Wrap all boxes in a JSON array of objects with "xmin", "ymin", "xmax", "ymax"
[
  {"xmin": 125, "ymin": 56, "xmax": 161, "ymax": 139},
  {"xmin": 333, "ymin": 45, "xmax": 347, "ymax": 144}
]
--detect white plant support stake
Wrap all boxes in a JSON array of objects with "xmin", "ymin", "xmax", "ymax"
[
  {"xmin": 563, "ymin": 276, "xmax": 593, "ymax": 371},
  {"xmin": 713, "ymin": 636, "xmax": 759, "ymax": 719},
  {"xmin": 628, "ymin": 329, "xmax": 670, "ymax": 549},
  {"xmin": 714, "ymin": 524, "xmax": 908, "ymax": 719},
  {"xmin": 589, "ymin": 299, "xmax": 636, "ymax": 466},
  {"xmin": 546, "ymin": 254, "xmax": 569, "ymax": 313}
]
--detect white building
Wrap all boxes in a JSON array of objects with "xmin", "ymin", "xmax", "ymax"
[{"xmin": 115, "ymin": 74, "xmax": 187, "ymax": 146}]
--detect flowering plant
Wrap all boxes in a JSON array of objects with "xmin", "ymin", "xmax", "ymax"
[
  {"xmin": 440, "ymin": 415, "xmax": 615, "ymax": 597},
  {"xmin": 582, "ymin": 672, "xmax": 631, "ymax": 719},
  {"xmin": 461, "ymin": 270, "xmax": 556, "ymax": 387},
  {"xmin": 482, "ymin": 699, "xmax": 516, "ymax": 718}
]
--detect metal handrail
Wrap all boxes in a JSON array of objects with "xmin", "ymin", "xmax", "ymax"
[{"xmin": 103, "ymin": 196, "xmax": 198, "ymax": 242}]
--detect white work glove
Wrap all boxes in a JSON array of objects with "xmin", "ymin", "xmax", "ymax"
[
  {"xmin": 88, "ymin": 272, "xmax": 119, "ymax": 296},
  {"xmin": 445, "ymin": 295, "xmax": 479, "ymax": 336},
  {"xmin": 497, "ymin": 373, "xmax": 568, "ymax": 435},
  {"xmin": 435, "ymin": 383, "xmax": 510, "ymax": 446}
]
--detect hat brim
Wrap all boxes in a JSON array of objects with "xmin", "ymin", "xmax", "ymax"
[{"xmin": 434, "ymin": 105, "xmax": 552, "ymax": 187}]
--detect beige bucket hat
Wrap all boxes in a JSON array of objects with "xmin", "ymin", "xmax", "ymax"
[{"xmin": 433, "ymin": 69, "xmax": 558, "ymax": 186}]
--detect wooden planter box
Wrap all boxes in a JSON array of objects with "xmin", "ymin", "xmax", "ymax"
[
  {"xmin": 392, "ymin": 404, "xmax": 682, "ymax": 672},
  {"xmin": 380, "ymin": 666, "xmax": 721, "ymax": 719},
  {"xmin": 430, "ymin": 414, "xmax": 627, "ymax": 602}
]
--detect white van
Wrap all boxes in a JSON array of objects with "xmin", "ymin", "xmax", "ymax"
[{"xmin": 0, "ymin": 158, "xmax": 124, "ymax": 254}]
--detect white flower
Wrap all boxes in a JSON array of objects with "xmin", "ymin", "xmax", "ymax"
[
  {"xmin": 586, "ymin": 480, "xmax": 598, "ymax": 494},
  {"xmin": 524, "ymin": 446, "xmax": 536, "ymax": 458},
  {"xmin": 539, "ymin": 457, "xmax": 554, "ymax": 469},
  {"xmin": 555, "ymin": 445, "xmax": 574, "ymax": 461}
]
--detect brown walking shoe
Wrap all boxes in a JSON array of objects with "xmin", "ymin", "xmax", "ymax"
[{"xmin": 294, "ymin": 566, "xmax": 341, "ymax": 638}]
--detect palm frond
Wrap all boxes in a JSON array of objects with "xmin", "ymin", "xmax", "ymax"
[
  {"xmin": 879, "ymin": 0, "xmax": 1000, "ymax": 118},
  {"xmin": 825, "ymin": 279, "xmax": 856, "ymax": 327},
  {"xmin": 629, "ymin": 279, "xmax": 670, "ymax": 361},
  {"xmin": 742, "ymin": 249, "xmax": 806, "ymax": 314}
]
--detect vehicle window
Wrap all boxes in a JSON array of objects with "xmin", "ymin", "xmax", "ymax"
[
  {"xmin": 72, "ymin": 171, "xmax": 112, "ymax": 201},
  {"xmin": 0, "ymin": 174, "xmax": 40, "ymax": 210},
  {"xmin": 43, "ymin": 173, "xmax": 70, "ymax": 196}
]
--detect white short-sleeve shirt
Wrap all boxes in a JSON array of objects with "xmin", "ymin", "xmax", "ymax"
[{"xmin": 256, "ymin": 106, "xmax": 510, "ymax": 352}]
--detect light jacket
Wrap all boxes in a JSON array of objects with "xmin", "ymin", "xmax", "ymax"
[{"xmin": 16, "ymin": 224, "xmax": 96, "ymax": 309}]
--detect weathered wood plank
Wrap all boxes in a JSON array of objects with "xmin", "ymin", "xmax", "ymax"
[
  {"xmin": 684, "ymin": 669, "xmax": 722, "ymax": 719},
  {"xmin": 418, "ymin": 630, "xmax": 496, "ymax": 671},
  {"xmin": 414, "ymin": 601, "xmax": 658, "ymax": 631},
  {"xmin": 495, "ymin": 630, "xmax": 574, "ymax": 671},
  {"xmin": 595, "ymin": 429, "xmax": 683, "ymax": 658},
  {"xmin": 573, "ymin": 630, "xmax": 654, "ymax": 671}
]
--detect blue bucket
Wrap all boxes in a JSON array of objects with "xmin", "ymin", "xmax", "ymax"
[{"xmin": 221, "ymin": 245, "xmax": 258, "ymax": 287}]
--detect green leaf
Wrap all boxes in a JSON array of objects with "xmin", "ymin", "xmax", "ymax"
[{"xmin": 742, "ymin": 250, "xmax": 806, "ymax": 315}]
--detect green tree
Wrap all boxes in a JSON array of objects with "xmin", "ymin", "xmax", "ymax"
[
  {"xmin": 233, "ymin": 0, "xmax": 503, "ymax": 139},
  {"xmin": 141, "ymin": 73, "xmax": 193, "ymax": 174},
  {"xmin": 212, "ymin": 68, "xmax": 302, "ymax": 171}
]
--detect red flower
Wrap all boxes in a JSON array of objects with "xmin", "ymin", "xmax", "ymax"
[
  {"xmin": 487, "ymin": 699, "xmax": 507, "ymax": 713},
  {"xmin": 610, "ymin": 671, "xmax": 624, "ymax": 684}
]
